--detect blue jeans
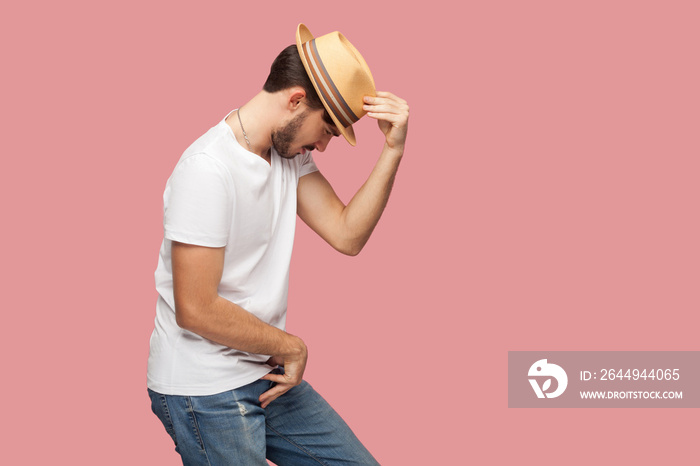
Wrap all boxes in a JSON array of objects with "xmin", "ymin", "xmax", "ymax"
[{"xmin": 148, "ymin": 377, "xmax": 379, "ymax": 465}]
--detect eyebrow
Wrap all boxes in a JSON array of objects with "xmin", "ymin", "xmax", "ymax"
[
  {"xmin": 322, "ymin": 110, "xmax": 333, "ymax": 124},
  {"xmin": 322, "ymin": 111, "xmax": 341, "ymax": 136}
]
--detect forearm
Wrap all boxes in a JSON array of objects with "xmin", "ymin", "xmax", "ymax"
[
  {"xmin": 339, "ymin": 145, "xmax": 403, "ymax": 254},
  {"xmin": 334, "ymin": 91, "xmax": 409, "ymax": 254},
  {"xmin": 296, "ymin": 91, "xmax": 408, "ymax": 256},
  {"xmin": 176, "ymin": 295, "xmax": 304, "ymax": 358}
]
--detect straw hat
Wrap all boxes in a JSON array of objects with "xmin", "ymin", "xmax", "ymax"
[{"xmin": 296, "ymin": 23, "xmax": 376, "ymax": 146}]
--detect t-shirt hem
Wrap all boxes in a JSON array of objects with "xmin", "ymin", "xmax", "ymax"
[
  {"xmin": 299, "ymin": 165, "xmax": 319, "ymax": 178},
  {"xmin": 146, "ymin": 366, "xmax": 275, "ymax": 397},
  {"xmin": 164, "ymin": 230, "xmax": 228, "ymax": 248}
]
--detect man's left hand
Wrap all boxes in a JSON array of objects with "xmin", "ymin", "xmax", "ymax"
[{"xmin": 363, "ymin": 91, "xmax": 409, "ymax": 154}]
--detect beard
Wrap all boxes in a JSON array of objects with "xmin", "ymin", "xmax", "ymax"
[{"xmin": 271, "ymin": 111, "xmax": 312, "ymax": 159}]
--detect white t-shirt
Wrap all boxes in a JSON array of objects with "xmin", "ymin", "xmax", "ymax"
[{"xmin": 147, "ymin": 111, "xmax": 318, "ymax": 396}]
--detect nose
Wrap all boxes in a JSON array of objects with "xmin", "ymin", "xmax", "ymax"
[{"xmin": 314, "ymin": 134, "xmax": 333, "ymax": 152}]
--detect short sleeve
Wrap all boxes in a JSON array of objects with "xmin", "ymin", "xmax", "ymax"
[
  {"xmin": 298, "ymin": 151, "xmax": 319, "ymax": 178},
  {"xmin": 163, "ymin": 153, "xmax": 233, "ymax": 247}
]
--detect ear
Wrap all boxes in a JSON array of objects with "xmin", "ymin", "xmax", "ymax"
[{"xmin": 286, "ymin": 87, "xmax": 307, "ymax": 111}]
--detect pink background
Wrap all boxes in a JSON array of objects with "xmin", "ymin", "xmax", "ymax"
[{"xmin": 3, "ymin": 1, "xmax": 698, "ymax": 464}]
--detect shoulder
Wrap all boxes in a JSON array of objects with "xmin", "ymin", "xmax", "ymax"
[
  {"xmin": 168, "ymin": 152, "xmax": 233, "ymax": 195},
  {"xmin": 175, "ymin": 152, "xmax": 230, "ymax": 176},
  {"xmin": 294, "ymin": 151, "xmax": 319, "ymax": 178}
]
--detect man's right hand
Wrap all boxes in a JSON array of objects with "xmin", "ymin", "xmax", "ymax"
[
  {"xmin": 172, "ymin": 241, "xmax": 309, "ymax": 408},
  {"xmin": 259, "ymin": 335, "xmax": 308, "ymax": 408}
]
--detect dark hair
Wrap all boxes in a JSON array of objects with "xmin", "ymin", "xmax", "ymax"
[{"xmin": 263, "ymin": 45, "xmax": 325, "ymax": 111}]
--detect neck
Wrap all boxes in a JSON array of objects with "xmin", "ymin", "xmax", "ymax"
[{"xmin": 226, "ymin": 91, "xmax": 278, "ymax": 160}]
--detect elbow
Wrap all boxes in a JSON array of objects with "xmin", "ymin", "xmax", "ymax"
[
  {"xmin": 344, "ymin": 244, "xmax": 363, "ymax": 256},
  {"xmin": 174, "ymin": 306, "xmax": 193, "ymax": 331},
  {"xmin": 340, "ymin": 247, "xmax": 361, "ymax": 257},
  {"xmin": 174, "ymin": 301, "xmax": 202, "ymax": 332},
  {"xmin": 335, "ymin": 238, "xmax": 366, "ymax": 256},
  {"xmin": 325, "ymin": 223, "xmax": 373, "ymax": 256},
  {"xmin": 173, "ymin": 290, "xmax": 219, "ymax": 333}
]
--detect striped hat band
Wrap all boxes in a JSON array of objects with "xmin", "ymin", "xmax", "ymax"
[{"xmin": 301, "ymin": 39, "xmax": 359, "ymax": 129}]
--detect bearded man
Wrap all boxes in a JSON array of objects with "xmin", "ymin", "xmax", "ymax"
[{"xmin": 147, "ymin": 24, "xmax": 409, "ymax": 465}]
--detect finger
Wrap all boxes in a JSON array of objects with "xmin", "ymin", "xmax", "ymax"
[
  {"xmin": 367, "ymin": 91, "xmax": 407, "ymax": 105},
  {"xmin": 363, "ymin": 97, "xmax": 405, "ymax": 109},
  {"xmin": 363, "ymin": 97, "xmax": 409, "ymax": 119},
  {"xmin": 262, "ymin": 370, "xmax": 302, "ymax": 386},
  {"xmin": 266, "ymin": 356, "xmax": 284, "ymax": 367},
  {"xmin": 375, "ymin": 90, "xmax": 403, "ymax": 100},
  {"xmin": 260, "ymin": 382, "xmax": 289, "ymax": 402},
  {"xmin": 365, "ymin": 112, "xmax": 408, "ymax": 128},
  {"xmin": 261, "ymin": 373, "xmax": 289, "ymax": 384},
  {"xmin": 363, "ymin": 103, "xmax": 404, "ymax": 115},
  {"xmin": 259, "ymin": 384, "xmax": 292, "ymax": 409}
]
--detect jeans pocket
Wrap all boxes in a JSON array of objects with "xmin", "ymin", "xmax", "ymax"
[
  {"xmin": 148, "ymin": 389, "xmax": 178, "ymax": 448},
  {"xmin": 185, "ymin": 396, "xmax": 206, "ymax": 451}
]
